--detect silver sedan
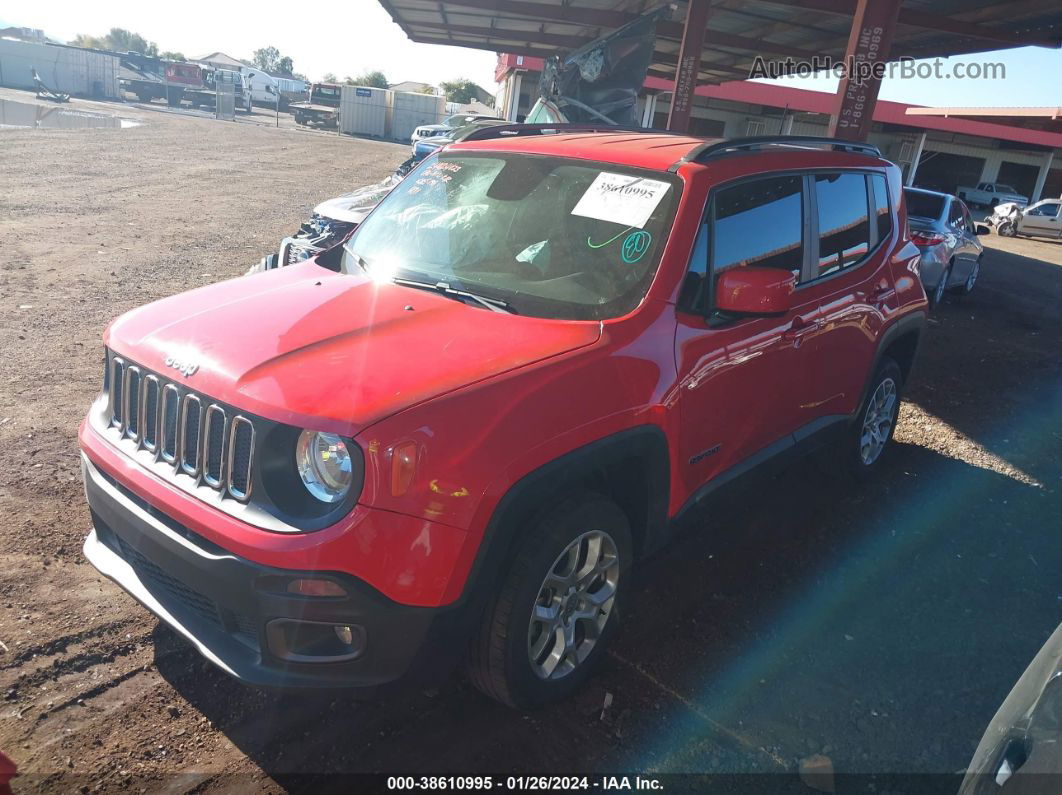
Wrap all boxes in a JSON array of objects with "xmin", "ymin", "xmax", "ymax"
[{"xmin": 904, "ymin": 187, "xmax": 986, "ymax": 308}]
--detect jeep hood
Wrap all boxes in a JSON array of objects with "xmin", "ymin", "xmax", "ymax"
[{"xmin": 105, "ymin": 263, "xmax": 601, "ymax": 435}]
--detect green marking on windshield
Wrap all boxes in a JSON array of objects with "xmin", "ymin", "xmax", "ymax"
[{"xmin": 587, "ymin": 226, "xmax": 635, "ymax": 249}]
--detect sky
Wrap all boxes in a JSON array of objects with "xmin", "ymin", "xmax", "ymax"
[
  {"xmin": 4, "ymin": 2, "xmax": 1059, "ymax": 107},
  {"xmin": 757, "ymin": 46, "xmax": 1062, "ymax": 107},
  {"xmin": 2, "ymin": 1, "xmax": 500, "ymax": 89}
]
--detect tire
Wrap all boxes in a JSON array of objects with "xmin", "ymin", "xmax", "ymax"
[
  {"xmin": 999, "ymin": 221, "xmax": 1017, "ymax": 238},
  {"xmin": 990, "ymin": 198, "xmax": 999, "ymax": 208},
  {"xmin": 466, "ymin": 493, "xmax": 632, "ymax": 709},
  {"xmin": 953, "ymin": 255, "xmax": 980, "ymax": 295},
  {"xmin": 929, "ymin": 262, "xmax": 951, "ymax": 309},
  {"xmin": 845, "ymin": 357, "xmax": 902, "ymax": 479}
]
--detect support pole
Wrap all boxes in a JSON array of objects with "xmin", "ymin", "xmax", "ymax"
[
  {"xmin": 507, "ymin": 72, "xmax": 523, "ymax": 121},
  {"xmin": 1031, "ymin": 150, "xmax": 1054, "ymax": 203},
  {"xmin": 641, "ymin": 93, "xmax": 658, "ymax": 128},
  {"xmin": 905, "ymin": 131, "xmax": 927, "ymax": 187},
  {"xmin": 828, "ymin": 0, "xmax": 902, "ymax": 141},
  {"xmin": 666, "ymin": 0, "xmax": 709, "ymax": 133}
]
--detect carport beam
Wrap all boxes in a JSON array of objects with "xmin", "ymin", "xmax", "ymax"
[
  {"xmin": 828, "ymin": 0, "xmax": 902, "ymax": 141},
  {"xmin": 666, "ymin": 0, "xmax": 710, "ymax": 133},
  {"xmin": 905, "ymin": 132, "xmax": 927, "ymax": 186}
]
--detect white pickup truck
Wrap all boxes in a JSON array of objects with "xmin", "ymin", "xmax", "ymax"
[{"xmin": 957, "ymin": 181, "xmax": 1029, "ymax": 208}]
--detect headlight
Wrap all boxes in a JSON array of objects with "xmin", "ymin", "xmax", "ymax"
[{"xmin": 296, "ymin": 430, "xmax": 353, "ymax": 503}]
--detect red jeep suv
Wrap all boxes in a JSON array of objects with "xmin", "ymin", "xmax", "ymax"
[{"xmin": 80, "ymin": 128, "xmax": 926, "ymax": 708}]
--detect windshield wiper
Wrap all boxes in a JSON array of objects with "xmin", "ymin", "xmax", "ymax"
[
  {"xmin": 393, "ymin": 277, "xmax": 516, "ymax": 314},
  {"xmin": 344, "ymin": 247, "xmax": 371, "ymax": 273}
]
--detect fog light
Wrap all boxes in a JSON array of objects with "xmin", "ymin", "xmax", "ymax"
[{"xmin": 265, "ymin": 618, "xmax": 366, "ymax": 663}]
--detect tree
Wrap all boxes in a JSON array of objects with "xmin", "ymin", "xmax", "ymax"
[
  {"xmin": 349, "ymin": 70, "xmax": 388, "ymax": 89},
  {"xmin": 252, "ymin": 46, "xmax": 281, "ymax": 72},
  {"xmin": 159, "ymin": 51, "xmax": 186, "ymax": 61},
  {"xmin": 439, "ymin": 78, "xmax": 482, "ymax": 105},
  {"xmin": 322, "ymin": 72, "xmax": 338, "ymax": 83},
  {"xmin": 418, "ymin": 84, "xmax": 438, "ymax": 95},
  {"xmin": 73, "ymin": 27, "xmax": 158, "ymax": 56},
  {"xmin": 277, "ymin": 56, "xmax": 293, "ymax": 76}
]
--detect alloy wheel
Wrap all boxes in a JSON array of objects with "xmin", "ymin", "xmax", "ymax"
[
  {"xmin": 933, "ymin": 272, "xmax": 948, "ymax": 306},
  {"xmin": 527, "ymin": 530, "xmax": 619, "ymax": 681},
  {"xmin": 860, "ymin": 377, "xmax": 898, "ymax": 466}
]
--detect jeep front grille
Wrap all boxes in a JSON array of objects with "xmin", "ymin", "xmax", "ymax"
[{"xmin": 107, "ymin": 356, "xmax": 254, "ymax": 501}]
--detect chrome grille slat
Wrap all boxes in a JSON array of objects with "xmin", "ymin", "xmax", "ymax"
[
  {"xmin": 227, "ymin": 417, "xmax": 254, "ymax": 501},
  {"xmin": 202, "ymin": 405, "xmax": 226, "ymax": 488},
  {"xmin": 123, "ymin": 366, "xmax": 141, "ymax": 441},
  {"xmin": 110, "ymin": 357, "xmax": 126, "ymax": 427},
  {"xmin": 160, "ymin": 384, "xmax": 180, "ymax": 463},
  {"xmin": 180, "ymin": 394, "xmax": 203, "ymax": 476},
  {"xmin": 140, "ymin": 375, "xmax": 160, "ymax": 451}
]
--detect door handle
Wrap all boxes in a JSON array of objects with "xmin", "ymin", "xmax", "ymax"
[{"xmin": 782, "ymin": 316, "xmax": 819, "ymax": 342}]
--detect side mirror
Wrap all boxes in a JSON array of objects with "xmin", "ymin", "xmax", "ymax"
[{"xmin": 715, "ymin": 267, "xmax": 796, "ymax": 315}]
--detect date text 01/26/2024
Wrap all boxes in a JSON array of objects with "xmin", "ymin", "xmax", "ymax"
[{"xmin": 386, "ymin": 776, "xmax": 664, "ymax": 791}]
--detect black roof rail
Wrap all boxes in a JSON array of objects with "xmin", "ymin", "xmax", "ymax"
[
  {"xmin": 668, "ymin": 135, "xmax": 882, "ymax": 171},
  {"xmin": 459, "ymin": 122, "xmax": 675, "ymax": 142}
]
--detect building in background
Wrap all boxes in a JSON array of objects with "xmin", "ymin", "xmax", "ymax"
[
  {"xmin": 495, "ymin": 54, "xmax": 1062, "ymax": 203},
  {"xmin": 0, "ymin": 38, "xmax": 120, "ymax": 98},
  {"xmin": 389, "ymin": 80, "xmax": 434, "ymax": 94}
]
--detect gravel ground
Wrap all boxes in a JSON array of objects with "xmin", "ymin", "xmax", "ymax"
[{"xmin": 1, "ymin": 87, "xmax": 1061, "ymax": 792}]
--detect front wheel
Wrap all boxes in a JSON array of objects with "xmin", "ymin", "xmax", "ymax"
[
  {"xmin": 998, "ymin": 221, "xmax": 1017, "ymax": 238},
  {"xmin": 845, "ymin": 357, "xmax": 902, "ymax": 479},
  {"xmin": 466, "ymin": 494, "xmax": 632, "ymax": 709}
]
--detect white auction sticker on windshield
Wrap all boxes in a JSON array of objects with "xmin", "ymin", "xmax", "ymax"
[{"xmin": 571, "ymin": 172, "xmax": 671, "ymax": 229}]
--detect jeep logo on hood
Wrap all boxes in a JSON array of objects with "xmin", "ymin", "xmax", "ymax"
[{"xmin": 164, "ymin": 354, "xmax": 199, "ymax": 377}]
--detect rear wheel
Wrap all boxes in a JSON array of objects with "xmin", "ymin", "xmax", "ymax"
[
  {"xmin": 466, "ymin": 493, "xmax": 631, "ymax": 709},
  {"xmin": 845, "ymin": 357, "xmax": 902, "ymax": 479},
  {"xmin": 930, "ymin": 262, "xmax": 951, "ymax": 308},
  {"xmin": 953, "ymin": 256, "xmax": 980, "ymax": 295}
]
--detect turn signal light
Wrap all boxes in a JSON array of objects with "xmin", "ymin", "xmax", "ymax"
[
  {"xmin": 286, "ymin": 578, "xmax": 347, "ymax": 597},
  {"xmin": 391, "ymin": 441, "xmax": 418, "ymax": 496}
]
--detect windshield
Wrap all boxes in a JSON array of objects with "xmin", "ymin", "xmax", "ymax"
[
  {"xmin": 904, "ymin": 190, "xmax": 946, "ymax": 221},
  {"xmin": 341, "ymin": 153, "xmax": 680, "ymax": 320}
]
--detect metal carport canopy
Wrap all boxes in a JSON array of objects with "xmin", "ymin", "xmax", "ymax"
[{"xmin": 377, "ymin": 0, "xmax": 1062, "ymax": 137}]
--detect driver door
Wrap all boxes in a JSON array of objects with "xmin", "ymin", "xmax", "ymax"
[{"xmin": 674, "ymin": 174, "xmax": 813, "ymax": 499}]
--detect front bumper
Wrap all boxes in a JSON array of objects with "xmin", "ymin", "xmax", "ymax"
[{"xmin": 82, "ymin": 454, "xmax": 469, "ymax": 690}]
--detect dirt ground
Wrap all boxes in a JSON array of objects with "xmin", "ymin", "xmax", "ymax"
[{"xmin": 1, "ymin": 87, "xmax": 1061, "ymax": 792}]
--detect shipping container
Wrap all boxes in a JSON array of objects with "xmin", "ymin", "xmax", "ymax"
[
  {"xmin": 340, "ymin": 85, "xmax": 389, "ymax": 138},
  {"xmin": 388, "ymin": 90, "xmax": 445, "ymax": 143},
  {"xmin": 0, "ymin": 39, "xmax": 120, "ymax": 98}
]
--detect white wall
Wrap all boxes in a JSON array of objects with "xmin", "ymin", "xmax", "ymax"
[{"xmin": 0, "ymin": 39, "xmax": 119, "ymax": 98}]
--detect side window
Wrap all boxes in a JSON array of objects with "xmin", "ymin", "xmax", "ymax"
[
  {"xmin": 870, "ymin": 174, "xmax": 892, "ymax": 243},
  {"xmin": 711, "ymin": 176, "xmax": 803, "ymax": 278},
  {"xmin": 948, "ymin": 199, "xmax": 964, "ymax": 228},
  {"xmin": 815, "ymin": 173, "xmax": 870, "ymax": 278}
]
